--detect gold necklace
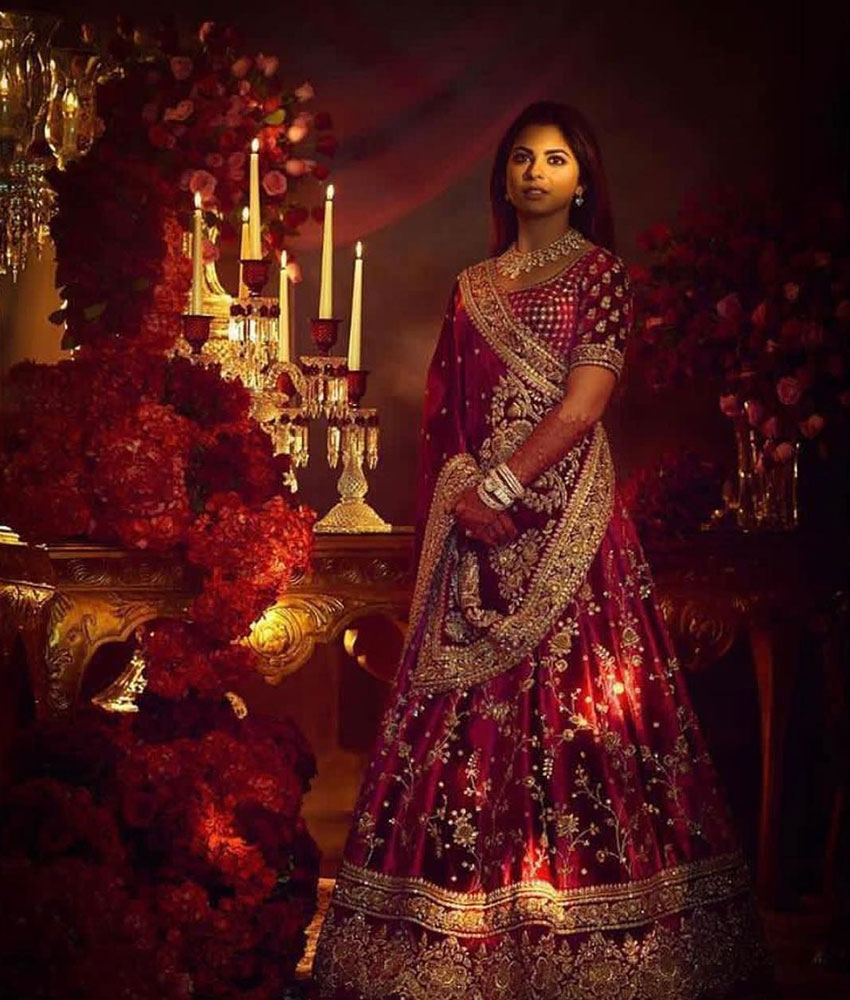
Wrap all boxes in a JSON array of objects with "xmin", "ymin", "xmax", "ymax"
[{"xmin": 495, "ymin": 228, "xmax": 586, "ymax": 280}]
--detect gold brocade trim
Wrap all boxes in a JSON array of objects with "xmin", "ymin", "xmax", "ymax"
[
  {"xmin": 314, "ymin": 892, "xmax": 767, "ymax": 1000},
  {"xmin": 330, "ymin": 852, "xmax": 750, "ymax": 938},
  {"xmin": 569, "ymin": 342, "xmax": 625, "ymax": 379},
  {"xmin": 409, "ymin": 424, "xmax": 614, "ymax": 693}
]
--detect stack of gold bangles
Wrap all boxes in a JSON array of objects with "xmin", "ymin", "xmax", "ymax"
[{"xmin": 476, "ymin": 462, "xmax": 525, "ymax": 510}]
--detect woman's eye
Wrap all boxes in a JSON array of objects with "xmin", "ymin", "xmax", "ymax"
[{"xmin": 548, "ymin": 156, "xmax": 566, "ymax": 166}]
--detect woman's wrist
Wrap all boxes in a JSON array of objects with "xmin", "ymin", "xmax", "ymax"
[{"xmin": 476, "ymin": 462, "xmax": 526, "ymax": 511}]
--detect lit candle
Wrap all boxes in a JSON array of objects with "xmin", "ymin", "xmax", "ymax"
[
  {"xmin": 347, "ymin": 241, "xmax": 364, "ymax": 370},
  {"xmin": 248, "ymin": 137, "xmax": 261, "ymax": 259},
  {"xmin": 278, "ymin": 251, "xmax": 291, "ymax": 362},
  {"xmin": 238, "ymin": 206, "xmax": 250, "ymax": 299},
  {"xmin": 318, "ymin": 184, "xmax": 334, "ymax": 319},
  {"xmin": 190, "ymin": 192, "xmax": 203, "ymax": 314}
]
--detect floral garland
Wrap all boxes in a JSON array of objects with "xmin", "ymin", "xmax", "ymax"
[
  {"xmin": 0, "ymin": 19, "xmax": 330, "ymax": 999},
  {"xmin": 629, "ymin": 185, "xmax": 850, "ymax": 467}
]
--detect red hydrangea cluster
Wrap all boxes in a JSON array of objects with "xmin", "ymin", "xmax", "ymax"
[
  {"xmin": 630, "ymin": 185, "xmax": 850, "ymax": 465},
  {"xmin": 0, "ymin": 18, "xmax": 323, "ymax": 999},
  {"xmin": 0, "ymin": 704, "xmax": 319, "ymax": 1000}
]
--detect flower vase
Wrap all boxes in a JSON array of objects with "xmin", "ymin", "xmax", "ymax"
[{"xmin": 733, "ymin": 418, "xmax": 799, "ymax": 531}]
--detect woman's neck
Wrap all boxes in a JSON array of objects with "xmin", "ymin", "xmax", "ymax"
[{"xmin": 515, "ymin": 211, "xmax": 572, "ymax": 253}]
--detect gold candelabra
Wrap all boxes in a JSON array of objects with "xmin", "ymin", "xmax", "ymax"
[{"xmin": 181, "ymin": 247, "xmax": 391, "ymax": 533}]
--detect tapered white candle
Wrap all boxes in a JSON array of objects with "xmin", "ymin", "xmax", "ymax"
[
  {"xmin": 278, "ymin": 251, "xmax": 291, "ymax": 362},
  {"xmin": 347, "ymin": 241, "xmax": 364, "ymax": 370},
  {"xmin": 318, "ymin": 184, "xmax": 335, "ymax": 319},
  {"xmin": 248, "ymin": 137, "xmax": 261, "ymax": 259},
  {"xmin": 238, "ymin": 206, "xmax": 250, "ymax": 299},
  {"xmin": 190, "ymin": 192, "xmax": 203, "ymax": 314}
]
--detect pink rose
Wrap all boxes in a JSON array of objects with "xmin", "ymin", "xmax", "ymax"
[
  {"xmin": 227, "ymin": 151, "xmax": 245, "ymax": 181},
  {"xmin": 163, "ymin": 100, "xmax": 194, "ymax": 122},
  {"xmin": 257, "ymin": 54, "xmax": 279, "ymax": 77},
  {"xmin": 294, "ymin": 81, "xmax": 315, "ymax": 102},
  {"xmin": 716, "ymin": 292, "xmax": 742, "ymax": 322},
  {"xmin": 283, "ymin": 158, "xmax": 307, "ymax": 177},
  {"xmin": 719, "ymin": 393, "xmax": 741, "ymax": 417},
  {"xmin": 776, "ymin": 376, "xmax": 801, "ymax": 406},
  {"xmin": 760, "ymin": 416, "xmax": 779, "ymax": 439},
  {"xmin": 170, "ymin": 56, "xmax": 193, "ymax": 81},
  {"xmin": 189, "ymin": 170, "xmax": 217, "ymax": 200},
  {"xmin": 800, "ymin": 414, "xmax": 825, "ymax": 439},
  {"xmin": 238, "ymin": 79, "xmax": 251, "ymax": 96},
  {"xmin": 286, "ymin": 122, "xmax": 309, "ymax": 144},
  {"xmin": 179, "ymin": 169, "xmax": 193, "ymax": 190},
  {"xmin": 783, "ymin": 282, "xmax": 800, "ymax": 302},
  {"xmin": 205, "ymin": 152, "xmax": 224, "ymax": 169},
  {"xmin": 199, "ymin": 21, "xmax": 216, "ymax": 43},
  {"xmin": 744, "ymin": 399, "xmax": 764, "ymax": 426},
  {"xmin": 141, "ymin": 102, "xmax": 159, "ymax": 124},
  {"xmin": 262, "ymin": 170, "xmax": 287, "ymax": 197},
  {"xmin": 231, "ymin": 56, "xmax": 252, "ymax": 79},
  {"xmin": 774, "ymin": 442, "xmax": 795, "ymax": 463}
]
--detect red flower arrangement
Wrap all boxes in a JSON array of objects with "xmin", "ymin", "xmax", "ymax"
[
  {"xmin": 0, "ymin": 17, "xmax": 324, "ymax": 999},
  {"xmin": 630, "ymin": 185, "xmax": 850, "ymax": 468}
]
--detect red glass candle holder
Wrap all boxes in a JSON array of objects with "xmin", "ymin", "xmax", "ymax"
[
  {"xmin": 182, "ymin": 314, "xmax": 211, "ymax": 354},
  {"xmin": 276, "ymin": 370, "xmax": 296, "ymax": 397},
  {"xmin": 310, "ymin": 317, "xmax": 341, "ymax": 355},
  {"xmin": 241, "ymin": 258, "xmax": 270, "ymax": 296},
  {"xmin": 346, "ymin": 369, "xmax": 369, "ymax": 407}
]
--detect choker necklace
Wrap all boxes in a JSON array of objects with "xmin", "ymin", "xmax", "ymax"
[{"xmin": 496, "ymin": 228, "xmax": 586, "ymax": 280}]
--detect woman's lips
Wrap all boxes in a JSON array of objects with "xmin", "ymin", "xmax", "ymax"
[{"xmin": 522, "ymin": 188, "xmax": 548, "ymax": 199}]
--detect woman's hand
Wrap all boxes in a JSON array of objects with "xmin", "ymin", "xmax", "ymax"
[{"xmin": 453, "ymin": 485, "xmax": 518, "ymax": 546}]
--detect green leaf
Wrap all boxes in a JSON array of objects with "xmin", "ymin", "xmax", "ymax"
[{"xmin": 264, "ymin": 109, "xmax": 285, "ymax": 126}]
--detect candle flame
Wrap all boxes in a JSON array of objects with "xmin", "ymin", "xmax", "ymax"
[
  {"xmin": 355, "ymin": 241, "xmax": 363, "ymax": 259},
  {"xmin": 326, "ymin": 184, "xmax": 335, "ymax": 200},
  {"xmin": 194, "ymin": 191, "xmax": 202, "ymax": 209},
  {"xmin": 242, "ymin": 206, "xmax": 250, "ymax": 223},
  {"xmin": 280, "ymin": 250, "xmax": 288, "ymax": 268},
  {"xmin": 251, "ymin": 137, "xmax": 259, "ymax": 153}
]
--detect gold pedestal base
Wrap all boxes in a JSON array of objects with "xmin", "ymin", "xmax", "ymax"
[{"xmin": 315, "ymin": 499, "xmax": 392, "ymax": 534}]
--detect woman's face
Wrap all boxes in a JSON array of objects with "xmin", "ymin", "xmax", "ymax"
[{"xmin": 505, "ymin": 123, "xmax": 582, "ymax": 218}]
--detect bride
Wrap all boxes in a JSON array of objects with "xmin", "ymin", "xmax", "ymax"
[{"xmin": 313, "ymin": 101, "xmax": 773, "ymax": 1000}]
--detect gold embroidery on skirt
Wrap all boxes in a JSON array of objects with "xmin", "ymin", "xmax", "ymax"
[
  {"xmin": 314, "ymin": 890, "xmax": 765, "ymax": 1000},
  {"xmin": 329, "ymin": 852, "xmax": 749, "ymax": 937}
]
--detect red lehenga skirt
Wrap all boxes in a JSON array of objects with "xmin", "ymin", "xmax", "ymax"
[{"xmin": 313, "ymin": 250, "xmax": 772, "ymax": 999}]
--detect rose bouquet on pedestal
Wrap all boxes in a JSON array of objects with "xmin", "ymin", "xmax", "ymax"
[{"xmin": 630, "ymin": 184, "xmax": 849, "ymax": 528}]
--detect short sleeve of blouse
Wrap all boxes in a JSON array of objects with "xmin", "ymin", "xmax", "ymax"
[{"xmin": 568, "ymin": 250, "xmax": 632, "ymax": 379}]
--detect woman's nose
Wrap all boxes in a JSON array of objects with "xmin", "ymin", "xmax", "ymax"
[{"xmin": 523, "ymin": 158, "xmax": 543, "ymax": 179}]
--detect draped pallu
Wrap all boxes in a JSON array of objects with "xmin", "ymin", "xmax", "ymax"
[{"xmin": 314, "ymin": 246, "xmax": 770, "ymax": 999}]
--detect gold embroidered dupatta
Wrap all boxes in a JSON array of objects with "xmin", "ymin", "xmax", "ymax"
[{"xmin": 405, "ymin": 258, "xmax": 615, "ymax": 694}]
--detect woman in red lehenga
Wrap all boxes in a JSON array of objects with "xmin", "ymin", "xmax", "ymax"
[{"xmin": 313, "ymin": 102, "xmax": 773, "ymax": 1000}]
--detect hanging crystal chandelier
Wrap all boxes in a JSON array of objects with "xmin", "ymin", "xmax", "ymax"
[{"xmin": 0, "ymin": 9, "xmax": 60, "ymax": 278}]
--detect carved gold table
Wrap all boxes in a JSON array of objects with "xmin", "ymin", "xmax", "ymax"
[
  {"xmin": 0, "ymin": 528, "xmax": 843, "ymax": 905},
  {"xmin": 0, "ymin": 530, "xmax": 416, "ymax": 719}
]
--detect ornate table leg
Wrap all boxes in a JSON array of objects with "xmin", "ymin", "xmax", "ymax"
[
  {"xmin": 749, "ymin": 618, "xmax": 801, "ymax": 906},
  {"xmin": 44, "ymin": 590, "xmax": 190, "ymax": 716}
]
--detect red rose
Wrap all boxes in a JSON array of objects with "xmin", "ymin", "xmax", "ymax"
[{"xmin": 776, "ymin": 376, "xmax": 801, "ymax": 406}]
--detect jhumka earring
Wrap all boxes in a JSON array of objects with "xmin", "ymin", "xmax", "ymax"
[{"xmin": 574, "ymin": 190, "xmax": 585, "ymax": 206}]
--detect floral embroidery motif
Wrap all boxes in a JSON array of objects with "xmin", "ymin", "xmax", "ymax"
[{"xmin": 314, "ymin": 890, "xmax": 767, "ymax": 1000}]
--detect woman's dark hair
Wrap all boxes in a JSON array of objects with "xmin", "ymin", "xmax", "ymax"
[{"xmin": 489, "ymin": 101, "xmax": 615, "ymax": 255}]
